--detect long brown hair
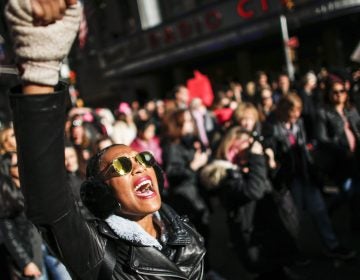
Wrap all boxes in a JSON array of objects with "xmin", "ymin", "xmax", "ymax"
[
  {"xmin": 275, "ymin": 93, "xmax": 302, "ymax": 122},
  {"xmin": 162, "ymin": 109, "xmax": 199, "ymax": 143}
]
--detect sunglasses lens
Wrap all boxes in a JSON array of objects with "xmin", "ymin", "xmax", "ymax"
[
  {"xmin": 108, "ymin": 152, "xmax": 155, "ymax": 178},
  {"xmin": 113, "ymin": 157, "xmax": 132, "ymax": 176},
  {"xmin": 136, "ymin": 152, "xmax": 155, "ymax": 167}
]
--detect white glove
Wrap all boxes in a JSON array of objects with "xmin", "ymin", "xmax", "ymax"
[{"xmin": 5, "ymin": 0, "xmax": 81, "ymax": 86}]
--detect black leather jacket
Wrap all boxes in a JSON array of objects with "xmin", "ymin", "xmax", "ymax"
[
  {"xmin": 263, "ymin": 118, "xmax": 315, "ymax": 187},
  {"xmin": 317, "ymin": 106, "xmax": 360, "ymax": 154},
  {"xmin": 316, "ymin": 105, "xmax": 360, "ymax": 181},
  {"xmin": 9, "ymin": 83, "xmax": 205, "ymax": 280},
  {"xmin": 0, "ymin": 176, "xmax": 43, "ymax": 276}
]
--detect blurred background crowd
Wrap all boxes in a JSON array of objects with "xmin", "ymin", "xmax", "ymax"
[
  {"xmin": 0, "ymin": 0, "xmax": 360, "ymax": 279},
  {"xmin": 1, "ymin": 64, "xmax": 360, "ymax": 279}
]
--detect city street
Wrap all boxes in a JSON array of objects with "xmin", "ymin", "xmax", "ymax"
[{"xmin": 0, "ymin": 1, "xmax": 359, "ymax": 279}]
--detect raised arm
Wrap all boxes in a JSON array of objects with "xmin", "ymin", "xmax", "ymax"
[
  {"xmin": 5, "ymin": 1, "xmax": 106, "ymax": 278},
  {"xmin": 31, "ymin": 0, "xmax": 77, "ymax": 25},
  {"xmin": 220, "ymin": 145, "xmax": 269, "ymax": 209},
  {"xmin": 10, "ymin": 84, "xmax": 73, "ymax": 224},
  {"xmin": 5, "ymin": 0, "xmax": 80, "ymax": 223}
]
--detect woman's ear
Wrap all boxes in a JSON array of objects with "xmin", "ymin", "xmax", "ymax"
[{"xmin": 80, "ymin": 178, "xmax": 118, "ymax": 219}]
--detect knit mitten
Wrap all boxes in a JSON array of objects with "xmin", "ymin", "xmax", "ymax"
[{"xmin": 5, "ymin": 0, "xmax": 81, "ymax": 86}]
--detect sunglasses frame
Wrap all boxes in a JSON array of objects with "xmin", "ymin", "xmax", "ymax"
[
  {"xmin": 99, "ymin": 151, "xmax": 155, "ymax": 181},
  {"xmin": 332, "ymin": 89, "xmax": 346, "ymax": 95}
]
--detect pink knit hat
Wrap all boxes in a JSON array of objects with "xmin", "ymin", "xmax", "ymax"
[{"xmin": 118, "ymin": 102, "xmax": 132, "ymax": 115}]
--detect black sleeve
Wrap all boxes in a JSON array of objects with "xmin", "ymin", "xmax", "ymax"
[
  {"xmin": 315, "ymin": 108, "xmax": 348, "ymax": 157},
  {"xmin": 348, "ymin": 108, "xmax": 360, "ymax": 138},
  {"xmin": 261, "ymin": 121, "xmax": 277, "ymax": 153},
  {"xmin": 9, "ymin": 83, "xmax": 104, "ymax": 279},
  {"xmin": 0, "ymin": 219, "xmax": 31, "ymax": 271},
  {"xmin": 220, "ymin": 154, "xmax": 268, "ymax": 209},
  {"xmin": 163, "ymin": 144, "xmax": 195, "ymax": 187},
  {"xmin": 10, "ymin": 84, "xmax": 72, "ymax": 224},
  {"xmin": 242, "ymin": 154, "xmax": 269, "ymax": 200},
  {"xmin": 316, "ymin": 109, "xmax": 334, "ymax": 145}
]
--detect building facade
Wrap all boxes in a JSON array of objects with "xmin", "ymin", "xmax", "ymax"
[{"xmin": 73, "ymin": 0, "xmax": 360, "ymax": 106}]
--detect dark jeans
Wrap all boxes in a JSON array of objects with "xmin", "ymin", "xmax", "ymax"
[{"xmin": 291, "ymin": 177, "xmax": 338, "ymax": 250}]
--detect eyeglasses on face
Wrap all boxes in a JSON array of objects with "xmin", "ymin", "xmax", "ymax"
[
  {"xmin": 332, "ymin": 89, "xmax": 346, "ymax": 95},
  {"xmin": 99, "ymin": 151, "xmax": 155, "ymax": 180},
  {"xmin": 261, "ymin": 96, "xmax": 272, "ymax": 100},
  {"xmin": 72, "ymin": 119, "xmax": 83, "ymax": 127}
]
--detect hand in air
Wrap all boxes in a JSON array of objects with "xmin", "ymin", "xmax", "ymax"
[
  {"xmin": 191, "ymin": 149, "xmax": 208, "ymax": 171},
  {"xmin": 31, "ymin": 0, "xmax": 77, "ymax": 25},
  {"xmin": 249, "ymin": 140, "xmax": 263, "ymax": 155},
  {"xmin": 5, "ymin": 0, "xmax": 81, "ymax": 87}
]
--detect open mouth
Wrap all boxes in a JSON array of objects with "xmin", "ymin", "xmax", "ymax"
[{"xmin": 134, "ymin": 178, "xmax": 156, "ymax": 198}]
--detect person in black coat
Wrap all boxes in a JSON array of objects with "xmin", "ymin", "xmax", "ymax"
[
  {"xmin": 316, "ymin": 79, "xmax": 360, "ymax": 230},
  {"xmin": 0, "ymin": 152, "xmax": 46, "ymax": 279},
  {"xmin": 65, "ymin": 142, "xmax": 93, "ymax": 220},
  {"xmin": 5, "ymin": 1, "xmax": 206, "ymax": 279},
  {"xmin": 160, "ymin": 108, "xmax": 221, "ymax": 278},
  {"xmin": 298, "ymin": 71, "xmax": 322, "ymax": 142},
  {"xmin": 201, "ymin": 126, "xmax": 302, "ymax": 279},
  {"xmin": 264, "ymin": 93, "xmax": 356, "ymax": 260},
  {"xmin": 161, "ymin": 108, "xmax": 210, "ymax": 233}
]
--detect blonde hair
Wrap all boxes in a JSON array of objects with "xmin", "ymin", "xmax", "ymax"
[
  {"xmin": 233, "ymin": 102, "xmax": 259, "ymax": 125},
  {"xmin": 215, "ymin": 126, "xmax": 250, "ymax": 160},
  {"xmin": 0, "ymin": 126, "xmax": 16, "ymax": 155}
]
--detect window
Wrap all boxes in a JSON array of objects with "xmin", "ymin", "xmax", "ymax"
[{"xmin": 137, "ymin": 0, "xmax": 162, "ymax": 30}]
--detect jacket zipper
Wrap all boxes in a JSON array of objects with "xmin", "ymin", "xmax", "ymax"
[{"xmin": 134, "ymin": 269, "xmax": 188, "ymax": 279}]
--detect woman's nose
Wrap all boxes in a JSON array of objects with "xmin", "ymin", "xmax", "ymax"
[{"xmin": 131, "ymin": 159, "xmax": 146, "ymax": 175}]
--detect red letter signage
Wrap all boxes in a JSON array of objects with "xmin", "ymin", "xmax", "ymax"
[
  {"xmin": 205, "ymin": 10, "xmax": 222, "ymax": 30},
  {"xmin": 148, "ymin": 33, "xmax": 160, "ymax": 49},
  {"xmin": 237, "ymin": 0, "xmax": 254, "ymax": 19},
  {"xmin": 164, "ymin": 27, "xmax": 176, "ymax": 44},
  {"xmin": 178, "ymin": 21, "xmax": 193, "ymax": 39},
  {"xmin": 261, "ymin": 0, "xmax": 269, "ymax": 11}
]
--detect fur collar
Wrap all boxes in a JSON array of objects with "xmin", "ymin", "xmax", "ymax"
[{"xmin": 105, "ymin": 213, "xmax": 162, "ymax": 250}]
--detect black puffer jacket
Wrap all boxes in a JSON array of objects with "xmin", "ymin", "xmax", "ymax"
[{"xmin": 10, "ymin": 83, "xmax": 205, "ymax": 280}]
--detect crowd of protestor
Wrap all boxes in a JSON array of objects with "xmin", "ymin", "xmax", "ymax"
[
  {"xmin": 2, "ymin": 0, "xmax": 360, "ymax": 279},
  {"xmin": 1, "ymin": 63, "xmax": 360, "ymax": 279}
]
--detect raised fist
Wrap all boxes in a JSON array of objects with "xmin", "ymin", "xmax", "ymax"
[{"xmin": 5, "ymin": 0, "xmax": 81, "ymax": 86}]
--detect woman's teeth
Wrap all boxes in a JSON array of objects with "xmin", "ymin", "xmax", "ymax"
[{"xmin": 134, "ymin": 180, "xmax": 152, "ymax": 192}]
